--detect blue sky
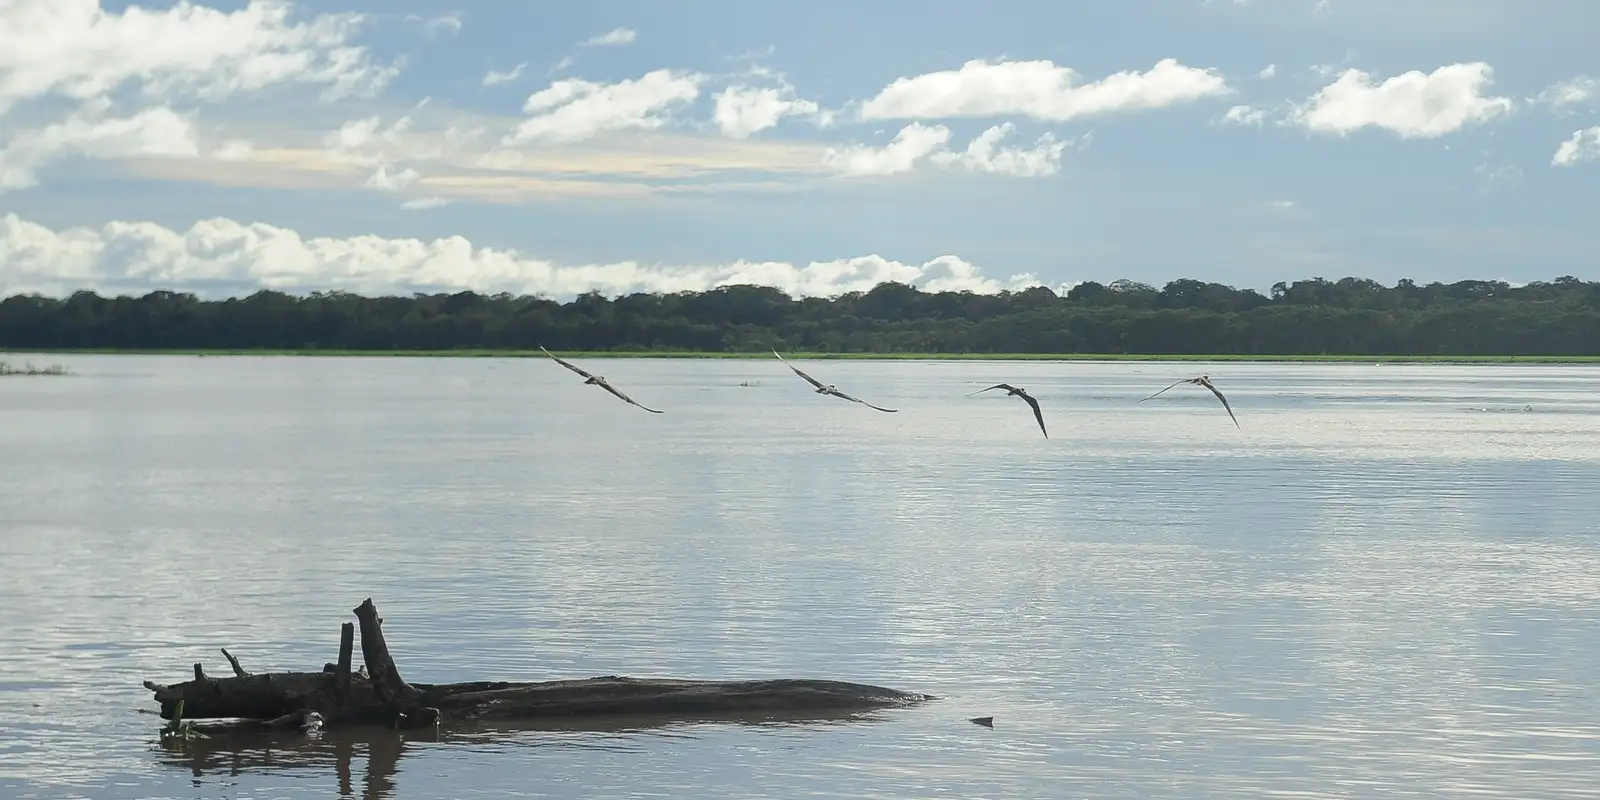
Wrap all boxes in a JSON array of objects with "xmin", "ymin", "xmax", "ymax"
[{"xmin": 0, "ymin": 0, "xmax": 1596, "ymax": 300}]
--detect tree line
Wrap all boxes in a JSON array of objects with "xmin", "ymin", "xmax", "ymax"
[{"xmin": 2, "ymin": 276, "xmax": 1598, "ymax": 355}]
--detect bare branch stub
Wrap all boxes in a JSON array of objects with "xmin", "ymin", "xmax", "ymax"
[
  {"xmin": 336, "ymin": 622, "xmax": 355, "ymax": 700},
  {"xmin": 351, "ymin": 598, "xmax": 421, "ymax": 710},
  {"xmin": 220, "ymin": 648, "xmax": 249, "ymax": 678},
  {"xmin": 193, "ymin": 663, "xmax": 207, "ymax": 682}
]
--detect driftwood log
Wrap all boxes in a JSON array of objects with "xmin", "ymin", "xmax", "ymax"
[{"xmin": 143, "ymin": 598, "xmax": 933, "ymax": 732}]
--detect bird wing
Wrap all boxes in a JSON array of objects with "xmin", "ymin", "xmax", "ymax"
[
  {"xmin": 1017, "ymin": 391, "xmax": 1048, "ymax": 438},
  {"xmin": 965, "ymin": 383, "xmax": 1016, "ymax": 397},
  {"xmin": 1139, "ymin": 378, "xmax": 1191, "ymax": 403},
  {"xmin": 827, "ymin": 388, "xmax": 898, "ymax": 413},
  {"xmin": 540, "ymin": 346, "xmax": 593, "ymax": 379},
  {"xmin": 772, "ymin": 349, "xmax": 827, "ymax": 390},
  {"xmin": 597, "ymin": 380, "xmax": 664, "ymax": 414},
  {"xmin": 1200, "ymin": 379, "xmax": 1240, "ymax": 428}
]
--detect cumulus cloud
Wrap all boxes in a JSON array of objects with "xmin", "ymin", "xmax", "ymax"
[
  {"xmin": 856, "ymin": 58, "xmax": 1230, "ymax": 122},
  {"xmin": 712, "ymin": 84, "xmax": 821, "ymax": 138},
  {"xmin": 0, "ymin": 213, "xmax": 1047, "ymax": 300},
  {"xmin": 1552, "ymin": 126, "xmax": 1600, "ymax": 167},
  {"xmin": 507, "ymin": 69, "xmax": 704, "ymax": 143},
  {"xmin": 1290, "ymin": 62, "xmax": 1514, "ymax": 138},
  {"xmin": 324, "ymin": 113, "xmax": 437, "ymax": 166},
  {"xmin": 1258, "ymin": 64, "xmax": 1277, "ymax": 80},
  {"xmin": 824, "ymin": 123, "xmax": 1069, "ymax": 178},
  {"xmin": 822, "ymin": 123, "xmax": 951, "ymax": 176},
  {"xmin": 0, "ymin": 0, "xmax": 401, "ymax": 190},
  {"xmin": 1221, "ymin": 104, "xmax": 1267, "ymax": 126},
  {"xmin": 0, "ymin": 101, "xmax": 198, "ymax": 190},
  {"xmin": 364, "ymin": 165, "xmax": 418, "ymax": 191},
  {"xmin": 0, "ymin": 0, "xmax": 398, "ymax": 115},
  {"xmin": 930, "ymin": 124, "xmax": 1067, "ymax": 177},
  {"xmin": 580, "ymin": 27, "xmax": 636, "ymax": 47}
]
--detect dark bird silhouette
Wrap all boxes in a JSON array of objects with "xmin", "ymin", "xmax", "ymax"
[
  {"xmin": 771, "ymin": 350, "xmax": 897, "ymax": 413},
  {"xmin": 967, "ymin": 383, "xmax": 1048, "ymax": 438},
  {"xmin": 1140, "ymin": 374, "xmax": 1238, "ymax": 428},
  {"xmin": 540, "ymin": 346, "xmax": 664, "ymax": 413}
]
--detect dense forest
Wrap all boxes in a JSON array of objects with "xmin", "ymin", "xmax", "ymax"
[{"xmin": 2, "ymin": 276, "xmax": 1598, "ymax": 355}]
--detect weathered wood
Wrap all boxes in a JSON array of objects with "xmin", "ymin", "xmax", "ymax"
[
  {"xmin": 142, "ymin": 598, "xmax": 933, "ymax": 731},
  {"xmin": 146, "ymin": 670, "xmax": 371, "ymax": 722},
  {"xmin": 351, "ymin": 598, "xmax": 421, "ymax": 711},
  {"xmin": 417, "ymin": 676, "xmax": 931, "ymax": 721},
  {"xmin": 335, "ymin": 623, "xmax": 354, "ymax": 700},
  {"xmin": 220, "ymin": 648, "xmax": 248, "ymax": 678}
]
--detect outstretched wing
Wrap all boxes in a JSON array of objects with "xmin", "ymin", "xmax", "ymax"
[
  {"xmin": 540, "ymin": 345, "xmax": 593, "ymax": 379},
  {"xmin": 1017, "ymin": 391, "xmax": 1048, "ymax": 438},
  {"xmin": 966, "ymin": 383, "xmax": 1017, "ymax": 397},
  {"xmin": 828, "ymin": 389, "xmax": 898, "ymax": 413},
  {"xmin": 1139, "ymin": 378, "xmax": 1192, "ymax": 403},
  {"xmin": 1201, "ymin": 380, "xmax": 1240, "ymax": 428},
  {"xmin": 772, "ymin": 349, "xmax": 826, "ymax": 390},
  {"xmin": 597, "ymin": 381, "xmax": 665, "ymax": 414}
]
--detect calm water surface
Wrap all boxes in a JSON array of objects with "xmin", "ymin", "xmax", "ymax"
[{"xmin": 1, "ymin": 355, "xmax": 1598, "ymax": 798}]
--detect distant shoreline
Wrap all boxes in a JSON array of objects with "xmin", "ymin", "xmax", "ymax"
[{"xmin": 4, "ymin": 349, "xmax": 1599, "ymax": 364}]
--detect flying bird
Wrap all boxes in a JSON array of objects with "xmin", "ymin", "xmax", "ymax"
[
  {"xmin": 771, "ymin": 350, "xmax": 898, "ymax": 413},
  {"xmin": 967, "ymin": 383, "xmax": 1048, "ymax": 438},
  {"xmin": 1139, "ymin": 374, "xmax": 1238, "ymax": 428},
  {"xmin": 540, "ymin": 346, "xmax": 664, "ymax": 413}
]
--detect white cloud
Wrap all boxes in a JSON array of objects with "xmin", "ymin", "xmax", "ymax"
[
  {"xmin": 580, "ymin": 27, "xmax": 636, "ymax": 47},
  {"xmin": 930, "ymin": 123, "xmax": 1067, "ymax": 177},
  {"xmin": 1258, "ymin": 64, "xmax": 1277, "ymax": 80},
  {"xmin": 1531, "ymin": 76, "xmax": 1596, "ymax": 110},
  {"xmin": 824, "ymin": 123, "xmax": 1068, "ymax": 179},
  {"xmin": 0, "ymin": 102, "xmax": 197, "ymax": 190},
  {"xmin": 0, "ymin": 0, "xmax": 398, "ymax": 115},
  {"xmin": 712, "ymin": 85, "xmax": 821, "ymax": 138},
  {"xmin": 324, "ymin": 114, "xmax": 424, "ymax": 165},
  {"xmin": 1291, "ymin": 62, "xmax": 1514, "ymax": 138},
  {"xmin": 400, "ymin": 196, "xmax": 452, "ymax": 210},
  {"xmin": 508, "ymin": 70, "xmax": 704, "ymax": 144},
  {"xmin": 547, "ymin": 56, "xmax": 576, "ymax": 76},
  {"xmin": 823, "ymin": 122, "xmax": 951, "ymax": 176},
  {"xmin": 211, "ymin": 139, "xmax": 255, "ymax": 160},
  {"xmin": 0, "ymin": 213, "xmax": 1046, "ymax": 299},
  {"xmin": 364, "ymin": 165, "xmax": 418, "ymax": 191},
  {"xmin": 483, "ymin": 63, "xmax": 527, "ymax": 87},
  {"xmin": 1552, "ymin": 126, "xmax": 1600, "ymax": 167},
  {"xmin": 857, "ymin": 57, "xmax": 1230, "ymax": 122},
  {"xmin": 404, "ymin": 12, "xmax": 462, "ymax": 37},
  {"xmin": 1221, "ymin": 104, "xmax": 1266, "ymax": 126}
]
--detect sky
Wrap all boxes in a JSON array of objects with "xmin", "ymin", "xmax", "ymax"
[{"xmin": 0, "ymin": 0, "xmax": 1597, "ymax": 301}]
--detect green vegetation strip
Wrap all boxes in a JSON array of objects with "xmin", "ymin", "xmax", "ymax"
[
  {"xmin": 0, "ymin": 359, "xmax": 70, "ymax": 375},
  {"xmin": 6, "ymin": 349, "xmax": 1600, "ymax": 364}
]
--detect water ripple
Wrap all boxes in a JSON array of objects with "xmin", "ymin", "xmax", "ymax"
[{"xmin": 0, "ymin": 357, "xmax": 1598, "ymax": 798}]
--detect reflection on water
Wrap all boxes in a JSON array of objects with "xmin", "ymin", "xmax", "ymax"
[
  {"xmin": 1, "ymin": 356, "xmax": 1599, "ymax": 798},
  {"xmin": 159, "ymin": 712, "xmax": 889, "ymax": 799}
]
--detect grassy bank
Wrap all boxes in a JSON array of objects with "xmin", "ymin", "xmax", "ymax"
[{"xmin": 4, "ymin": 348, "xmax": 1600, "ymax": 364}]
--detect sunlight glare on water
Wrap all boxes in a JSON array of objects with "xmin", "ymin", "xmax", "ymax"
[{"xmin": 0, "ymin": 355, "xmax": 1598, "ymax": 798}]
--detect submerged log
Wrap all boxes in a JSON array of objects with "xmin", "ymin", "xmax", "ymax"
[{"xmin": 143, "ymin": 597, "xmax": 932, "ymax": 731}]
